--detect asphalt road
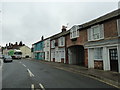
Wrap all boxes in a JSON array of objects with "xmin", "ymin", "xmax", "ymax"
[{"xmin": 2, "ymin": 59, "xmax": 116, "ymax": 89}]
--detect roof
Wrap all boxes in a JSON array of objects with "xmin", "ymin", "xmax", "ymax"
[
  {"xmin": 80, "ymin": 9, "xmax": 120, "ymax": 29},
  {"xmin": 32, "ymin": 9, "xmax": 120, "ymax": 44},
  {"xmin": 50, "ymin": 30, "xmax": 70, "ymax": 40}
]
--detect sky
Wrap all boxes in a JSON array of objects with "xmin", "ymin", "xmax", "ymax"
[{"xmin": 0, "ymin": 0, "xmax": 120, "ymax": 48}]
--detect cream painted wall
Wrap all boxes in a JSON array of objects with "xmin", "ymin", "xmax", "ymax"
[{"xmin": 20, "ymin": 46, "xmax": 31, "ymax": 58}]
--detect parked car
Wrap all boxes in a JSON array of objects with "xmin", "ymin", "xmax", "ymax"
[
  {"xmin": 3, "ymin": 55, "xmax": 13, "ymax": 62},
  {"xmin": 0, "ymin": 55, "xmax": 3, "ymax": 59}
]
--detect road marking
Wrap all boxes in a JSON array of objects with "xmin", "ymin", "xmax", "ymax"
[
  {"xmin": 39, "ymin": 83, "xmax": 45, "ymax": 90},
  {"xmin": 27, "ymin": 69, "xmax": 34, "ymax": 77},
  {"xmin": 22, "ymin": 64, "xmax": 26, "ymax": 67},
  {"xmin": 31, "ymin": 84, "xmax": 34, "ymax": 90}
]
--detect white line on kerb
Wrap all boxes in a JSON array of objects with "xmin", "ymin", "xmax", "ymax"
[
  {"xmin": 27, "ymin": 69, "xmax": 34, "ymax": 77},
  {"xmin": 39, "ymin": 83, "xmax": 45, "ymax": 90},
  {"xmin": 22, "ymin": 64, "xmax": 26, "ymax": 67},
  {"xmin": 31, "ymin": 84, "xmax": 34, "ymax": 90}
]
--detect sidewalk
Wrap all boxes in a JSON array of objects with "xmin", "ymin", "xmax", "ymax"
[{"xmin": 30, "ymin": 59, "xmax": 120, "ymax": 88}]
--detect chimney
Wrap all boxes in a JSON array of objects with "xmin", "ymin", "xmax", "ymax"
[
  {"xmin": 62, "ymin": 25, "xmax": 67, "ymax": 32},
  {"xmin": 9, "ymin": 43, "xmax": 11, "ymax": 46},
  {"xmin": 41, "ymin": 36, "xmax": 44, "ymax": 41},
  {"xmin": 6, "ymin": 44, "xmax": 8, "ymax": 47},
  {"xmin": 15, "ymin": 42, "xmax": 18, "ymax": 45}
]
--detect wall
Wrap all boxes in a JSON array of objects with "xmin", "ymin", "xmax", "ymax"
[
  {"xmin": 20, "ymin": 46, "xmax": 31, "ymax": 58},
  {"xmin": 44, "ymin": 39, "xmax": 50, "ymax": 61},
  {"xmin": 104, "ymin": 19, "xmax": 118, "ymax": 38}
]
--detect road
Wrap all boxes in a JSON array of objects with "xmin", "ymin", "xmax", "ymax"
[{"xmin": 2, "ymin": 59, "xmax": 116, "ymax": 89}]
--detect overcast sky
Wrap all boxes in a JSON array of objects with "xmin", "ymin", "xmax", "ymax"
[{"xmin": 0, "ymin": 0, "xmax": 120, "ymax": 48}]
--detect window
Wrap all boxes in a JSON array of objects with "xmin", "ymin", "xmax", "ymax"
[
  {"xmin": 47, "ymin": 41, "xmax": 49, "ymax": 47},
  {"xmin": 47, "ymin": 51, "xmax": 49, "ymax": 59},
  {"xmin": 117, "ymin": 19, "xmax": 120, "ymax": 36},
  {"xmin": 51, "ymin": 50, "xmax": 55, "ymax": 58},
  {"xmin": 70, "ymin": 25, "xmax": 79, "ymax": 39},
  {"xmin": 88, "ymin": 24, "xmax": 104, "ymax": 41},
  {"xmin": 58, "ymin": 37, "xmax": 65, "ymax": 46},
  {"xmin": 61, "ymin": 50, "xmax": 65, "ymax": 58},
  {"xmin": 94, "ymin": 48, "xmax": 103, "ymax": 60},
  {"xmin": 51, "ymin": 40, "xmax": 55, "ymax": 48}
]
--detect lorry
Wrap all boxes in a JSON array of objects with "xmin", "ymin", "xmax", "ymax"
[{"xmin": 8, "ymin": 49, "xmax": 22, "ymax": 59}]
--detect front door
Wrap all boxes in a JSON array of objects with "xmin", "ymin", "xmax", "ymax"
[{"xmin": 109, "ymin": 48, "xmax": 118, "ymax": 72}]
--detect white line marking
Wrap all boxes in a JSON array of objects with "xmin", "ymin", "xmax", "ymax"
[
  {"xmin": 27, "ymin": 69, "xmax": 34, "ymax": 77},
  {"xmin": 31, "ymin": 84, "xmax": 34, "ymax": 90},
  {"xmin": 22, "ymin": 64, "xmax": 26, "ymax": 67},
  {"xmin": 39, "ymin": 83, "xmax": 45, "ymax": 90}
]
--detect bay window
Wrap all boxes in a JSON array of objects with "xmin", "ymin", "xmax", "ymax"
[{"xmin": 70, "ymin": 25, "xmax": 79, "ymax": 39}]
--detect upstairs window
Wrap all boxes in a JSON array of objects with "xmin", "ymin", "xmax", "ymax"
[
  {"xmin": 117, "ymin": 19, "xmax": 120, "ymax": 36},
  {"xmin": 70, "ymin": 25, "xmax": 79, "ymax": 39},
  {"xmin": 58, "ymin": 37, "xmax": 65, "ymax": 47},
  {"xmin": 51, "ymin": 40, "xmax": 55, "ymax": 48},
  {"xmin": 88, "ymin": 24, "xmax": 104, "ymax": 41}
]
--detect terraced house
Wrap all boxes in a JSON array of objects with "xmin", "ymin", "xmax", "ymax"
[
  {"xmin": 43, "ymin": 38, "xmax": 50, "ymax": 61},
  {"xmin": 32, "ymin": 9, "xmax": 120, "ymax": 73},
  {"xmin": 50, "ymin": 26, "xmax": 68, "ymax": 63},
  {"xmin": 84, "ymin": 9, "xmax": 120, "ymax": 72},
  {"xmin": 32, "ymin": 36, "xmax": 45, "ymax": 60}
]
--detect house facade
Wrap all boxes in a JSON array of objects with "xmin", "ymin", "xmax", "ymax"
[
  {"xmin": 65, "ymin": 9, "xmax": 120, "ymax": 73},
  {"xmin": 84, "ymin": 9, "xmax": 120, "ymax": 72},
  {"xmin": 33, "ymin": 37, "xmax": 45, "ymax": 60},
  {"xmin": 32, "ymin": 9, "xmax": 120, "ymax": 73},
  {"xmin": 66, "ymin": 25, "xmax": 88, "ymax": 66},
  {"xmin": 19, "ymin": 46, "xmax": 31, "ymax": 58},
  {"xmin": 50, "ymin": 26, "xmax": 68, "ymax": 63},
  {"xmin": 43, "ymin": 38, "xmax": 50, "ymax": 61}
]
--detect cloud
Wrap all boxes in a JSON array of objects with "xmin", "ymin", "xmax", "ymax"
[{"xmin": 1, "ymin": 2, "xmax": 118, "ymax": 47}]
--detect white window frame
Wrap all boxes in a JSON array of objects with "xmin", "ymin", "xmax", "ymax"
[
  {"xmin": 117, "ymin": 19, "xmax": 120, "ymax": 36},
  {"xmin": 51, "ymin": 40, "xmax": 55, "ymax": 48},
  {"xmin": 70, "ymin": 25, "xmax": 79, "ymax": 39},
  {"xmin": 94, "ymin": 47, "xmax": 103, "ymax": 60},
  {"xmin": 58, "ymin": 37, "xmax": 65, "ymax": 47},
  {"xmin": 88, "ymin": 24, "xmax": 104, "ymax": 41}
]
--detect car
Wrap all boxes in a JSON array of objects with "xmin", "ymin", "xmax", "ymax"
[
  {"xmin": 0, "ymin": 55, "xmax": 4, "ymax": 59},
  {"xmin": 3, "ymin": 55, "xmax": 13, "ymax": 63}
]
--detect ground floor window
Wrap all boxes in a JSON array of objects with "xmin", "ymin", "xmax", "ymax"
[{"xmin": 94, "ymin": 47, "xmax": 103, "ymax": 60}]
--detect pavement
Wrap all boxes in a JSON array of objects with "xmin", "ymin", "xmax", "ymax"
[{"xmin": 30, "ymin": 58, "xmax": 120, "ymax": 88}]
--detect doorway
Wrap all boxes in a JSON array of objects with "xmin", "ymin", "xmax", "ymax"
[{"xmin": 109, "ymin": 48, "xmax": 118, "ymax": 72}]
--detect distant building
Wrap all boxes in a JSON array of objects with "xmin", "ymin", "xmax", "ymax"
[
  {"xmin": 19, "ymin": 46, "xmax": 31, "ymax": 58},
  {"xmin": 2, "ymin": 41, "xmax": 31, "ymax": 58}
]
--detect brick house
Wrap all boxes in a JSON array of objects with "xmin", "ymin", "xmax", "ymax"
[
  {"xmin": 66, "ymin": 9, "xmax": 120, "ymax": 73},
  {"xmin": 84, "ymin": 9, "xmax": 120, "ymax": 72},
  {"xmin": 66, "ymin": 25, "xmax": 88, "ymax": 66},
  {"xmin": 50, "ymin": 26, "xmax": 69, "ymax": 63}
]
